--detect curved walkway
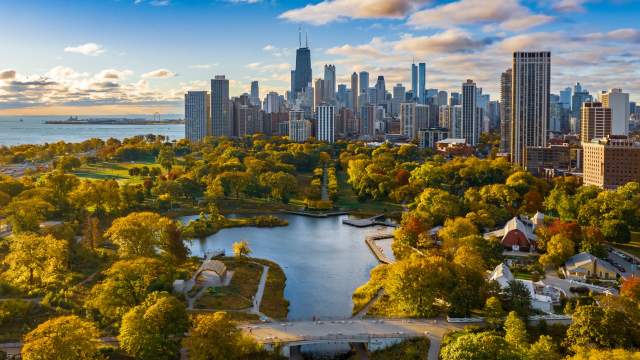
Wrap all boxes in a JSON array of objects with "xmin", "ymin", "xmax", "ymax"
[{"xmin": 249, "ymin": 264, "xmax": 272, "ymax": 321}]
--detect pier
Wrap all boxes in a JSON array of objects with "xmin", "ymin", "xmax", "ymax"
[
  {"xmin": 365, "ymin": 233, "xmax": 395, "ymax": 264},
  {"xmin": 342, "ymin": 214, "xmax": 398, "ymax": 228}
]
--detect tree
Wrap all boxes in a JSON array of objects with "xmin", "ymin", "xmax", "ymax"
[
  {"xmin": 483, "ymin": 296, "xmax": 505, "ymax": 329},
  {"xmin": 105, "ymin": 212, "xmax": 184, "ymax": 258},
  {"xmin": 385, "ymin": 254, "xmax": 453, "ymax": 317},
  {"xmin": 258, "ymin": 171, "xmax": 297, "ymax": 202},
  {"xmin": 4, "ymin": 233, "xmax": 68, "ymax": 292},
  {"xmin": 232, "ymin": 240, "xmax": 251, "ymax": 258},
  {"xmin": 183, "ymin": 312, "xmax": 259, "ymax": 360},
  {"xmin": 601, "ymin": 220, "xmax": 631, "ymax": 244},
  {"xmin": 157, "ymin": 146, "xmax": 175, "ymax": 171},
  {"xmin": 414, "ymin": 188, "xmax": 464, "ymax": 225},
  {"xmin": 81, "ymin": 216, "xmax": 103, "ymax": 250},
  {"xmin": 565, "ymin": 305, "xmax": 640, "ymax": 350},
  {"xmin": 504, "ymin": 311, "xmax": 528, "ymax": 351},
  {"xmin": 503, "ymin": 280, "xmax": 532, "ymax": 318},
  {"xmin": 438, "ymin": 217, "xmax": 479, "ymax": 251},
  {"xmin": 440, "ymin": 332, "xmax": 521, "ymax": 360},
  {"xmin": 22, "ymin": 315, "xmax": 104, "ymax": 360},
  {"xmin": 540, "ymin": 234, "xmax": 575, "ymax": 267},
  {"xmin": 2, "ymin": 198, "xmax": 54, "ymax": 233},
  {"xmin": 566, "ymin": 347, "xmax": 640, "ymax": 360},
  {"xmin": 580, "ymin": 227, "xmax": 607, "ymax": 258},
  {"xmin": 621, "ymin": 276, "xmax": 640, "ymax": 302},
  {"xmin": 119, "ymin": 292, "xmax": 188, "ymax": 360},
  {"xmin": 86, "ymin": 258, "xmax": 168, "ymax": 322},
  {"xmin": 527, "ymin": 335, "xmax": 561, "ymax": 360}
]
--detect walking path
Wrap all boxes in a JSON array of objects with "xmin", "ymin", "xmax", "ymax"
[
  {"xmin": 364, "ymin": 233, "xmax": 395, "ymax": 264},
  {"xmin": 353, "ymin": 289, "xmax": 385, "ymax": 319},
  {"xmin": 249, "ymin": 264, "xmax": 272, "ymax": 321}
]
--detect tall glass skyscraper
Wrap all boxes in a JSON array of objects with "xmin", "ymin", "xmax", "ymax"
[
  {"xmin": 411, "ymin": 63, "xmax": 418, "ymax": 101},
  {"xmin": 294, "ymin": 39, "xmax": 312, "ymax": 98},
  {"xmin": 211, "ymin": 75, "xmax": 230, "ymax": 137},
  {"xmin": 418, "ymin": 62, "xmax": 426, "ymax": 104}
]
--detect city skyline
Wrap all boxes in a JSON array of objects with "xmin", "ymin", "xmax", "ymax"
[{"xmin": 0, "ymin": 0, "xmax": 639, "ymax": 115}]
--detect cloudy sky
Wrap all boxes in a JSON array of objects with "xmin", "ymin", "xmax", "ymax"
[{"xmin": 0, "ymin": 0, "xmax": 638, "ymax": 115}]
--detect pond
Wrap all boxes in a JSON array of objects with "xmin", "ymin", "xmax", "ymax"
[{"xmin": 181, "ymin": 214, "xmax": 389, "ymax": 320}]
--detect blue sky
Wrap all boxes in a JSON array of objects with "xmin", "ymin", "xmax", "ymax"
[{"xmin": 0, "ymin": 0, "xmax": 638, "ymax": 115}]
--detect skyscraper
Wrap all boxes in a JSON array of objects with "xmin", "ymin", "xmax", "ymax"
[
  {"xmin": 211, "ymin": 75, "xmax": 231, "ymax": 137},
  {"xmin": 392, "ymin": 83, "xmax": 406, "ymax": 116},
  {"xmin": 294, "ymin": 32, "xmax": 312, "ymax": 99},
  {"xmin": 599, "ymin": 88, "xmax": 630, "ymax": 135},
  {"xmin": 560, "ymin": 87, "xmax": 572, "ymax": 110},
  {"xmin": 351, "ymin": 72, "xmax": 358, "ymax": 113},
  {"xmin": 571, "ymin": 83, "xmax": 592, "ymax": 121},
  {"xmin": 316, "ymin": 105, "xmax": 336, "ymax": 143},
  {"xmin": 450, "ymin": 92, "xmax": 461, "ymax": 106},
  {"xmin": 185, "ymin": 91, "xmax": 211, "ymax": 142},
  {"xmin": 436, "ymin": 91, "xmax": 448, "ymax": 106},
  {"xmin": 510, "ymin": 51, "xmax": 551, "ymax": 167},
  {"xmin": 462, "ymin": 79, "xmax": 480, "ymax": 146},
  {"xmin": 400, "ymin": 102, "xmax": 428, "ymax": 139},
  {"xmin": 581, "ymin": 102, "xmax": 612, "ymax": 143},
  {"xmin": 289, "ymin": 70, "xmax": 296, "ymax": 102},
  {"xmin": 375, "ymin": 76, "xmax": 386, "ymax": 106},
  {"xmin": 411, "ymin": 62, "xmax": 418, "ymax": 101},
  {"xmin": 250, "ymin": 81, "xmax": 260, "ymax": 108},
  {"xmin": 500, "ymin": 68, "xmax": 512, "ymax": 154},
  {"xmin": 314, "ymin": 78, "xmax": 325, "ymax": 108},
  {"xmin": 359, "ymin": 71, "xmax": 369, "ymax": 96},
  {"xmin": 323, "ymin": 64, "xmax": 336, "ymax": 103},
  {"xmin": 418, "ymin": 63, "xmax": 426, "ymax": 104}
]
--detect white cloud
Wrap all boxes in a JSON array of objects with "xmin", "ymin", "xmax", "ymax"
[
  {"xmin": 279, "ymin": 0, "xmax": 431, "ymax": 25},
  {"xmin": 553, "ymin": 0, "xmax": 592, "ymax": 12},
  {"xmin": 64, "ymin": 43, "xmax": 105, "ymax": 56},
  {"xmin": 189, "ymin": 64, "xmax": 218, "ymax": 69},
  {"xmin": 141, "ymin": 69, "xmax": 177, "ymax": 78},
  {"xmin": 407, "ymin": 0, "xmax": 552, "ymax": 31},
  {"xmin": 0, "ymin": 70, "xmax": 16, "ymax": 80},
  {"xmin": 246, "ymin": 62, "xmax": 291, "ymax": 72},
  {"xmin": 395, "ymin": 29, "xmax": 491, "ymax": 54}
]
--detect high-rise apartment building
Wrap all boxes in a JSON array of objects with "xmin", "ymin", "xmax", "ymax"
[
  {"xmin": 264, "ymin": 92, "xmax": 282, "ymax": 114},
  {"xmin": 185, "ymin": 91, "xmax": 211, "ymax": 142},
  {"xmin": 323, "ymin": 64, "xmax": 336, "ymax": 103},
  {"xmin": 418, "ymin": 63, "xmax": 426, "ymax": 104},
  {"xmin": 400, "ymin": 102, "xmax": 428, "ymax": 139},
  {"xmin": 391, "ymin": 83, "xmax": 406, "ymax": 116},
  {"xmin": 583, "ymin": 135, "xmax": 640, "ymax": 189},
  {"xmin": 211, "ymin": 75, "xmax": 231, "ymax": 137},
  {"xmin": 317, "ymin": 105, "xmax": 336, "ymax": 143},
  {"xmin": 450, "ymin": 105, "xmax": 463, "ymax": 138},
  {"xmin": 250, "ymin": 81, "xmax": 260, "ymax": 108},
  {"xmin": 598, "ymin": 88, "xmax": 630, "ymax": 135},
  {"xmin": 510, "ymin": 52, "xmax": 551, "ymax": 167},
  {"xmin": 351, "ymin": 72, "xmax": 358, "ymax": 113},
  {"xmin": 500, "ymin": 68, "xmax": 512, "ymax": 154},
  {"xmin": 580, "ymin": 102, "xmax": 612, "ymax": 143},
  {"xmin": 375, "ymin": 76, "xmax": 386, "ymax": 106},
  {"xmin": 436, "ymin": 91, "xmax": 448, "ymax": 107},
  {"xmin": 314, "ymin": 78, "xmax": 325, "ymax": 107},
  {"xmin": 462, "ymin": 79, "xmax": 480, "ymax": 146}
]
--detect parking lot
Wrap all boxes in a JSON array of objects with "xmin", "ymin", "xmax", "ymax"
[{"xmin": 607, "ymin": 247, "xmax": 640, "ymax": 279}]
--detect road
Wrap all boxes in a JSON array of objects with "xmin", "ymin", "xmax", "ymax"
[
  {"xmin": 608, "ymin": 248, "xmax": 640, "ymax": 278},
  {"xmin": 240, "ymin": 318, "xmax": 464, "ymax": 358}
]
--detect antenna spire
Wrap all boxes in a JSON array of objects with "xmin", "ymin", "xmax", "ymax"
[
  {"xmin": 305, "ymin": 31, "xmax": 308, "ymax": 48},
  {"xmin": 298, "ymin": 27, "xmax": 302, "ymax": 48}
]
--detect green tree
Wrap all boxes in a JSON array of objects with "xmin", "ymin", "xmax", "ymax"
[
  {"xmin": 183, "ymin": 312, "xmax": 260, "ymax": 360},
  {"xmin": 2, "ymin": 198, "xmax": 54, "ymax": 233},
  {"xmin": 119, "ymin": 292, "xmax": 188, "ymax": 360},
  {"xmin": 527, "ymin": 335, "xmax": 561, "ymax": 360},
  {"xmin": 503, "ymin": 280, "xmax": 532, "ymax": 318},
  {"xmin": 105, "ymin": 212, "xmax": 185, "ymax": 258},
  {"xmin": 601, "ymin": 220, "xmax": 631, "ymax": 244},
  {"xmin": 440, "ymin": 331, "xmax": 521, "ymax": 360},
  {"xmin": 540, "ymin": 234, "xmax": 575, "ymax": 267},
  {"xmin": 4, "ymin": 233, "xmax": 68, "ymax": 292},
  {"xmin": 157, "ymin": 146, "xmax": 175, "ymax": 171},
  {"xmin": 414, "ymin": 188, "xmax": 464, "ymax": 225},
  {"xmin": 566, "ymin": 347, "xmax": 640, "ymax": 360},
  {"xmin": 504, "ymin": 311, "xmax": 528, "ymax": 351},
  {"xmin": 232, "ymin": 240, "xmax": 251, "ymax": 258},
  {"xmin": 22, "ymin": 315, "xmax": 104, "ymax": 360},
  {"xmin": 86, "ymin": 258, "xmax": 168, "ymax": 322},
  {"xmin": 438, "ymin": 217, "xmax": 479, "ymax": 251},
  {"xmin": 565, "ymin": 305, "xmax": 640, "ymax": 350},
  {"xmin": 483, "ymin": 296, "xmax": 505, "ymax": 329}
]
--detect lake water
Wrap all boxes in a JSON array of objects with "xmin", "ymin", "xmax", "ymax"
[
  {"xmin": 182, "ymin": 214, "xmax": 388, "ymax": 320},
  {"xmin": 0, "ymin": 116, "xmax": 184, "ymax": 146}
]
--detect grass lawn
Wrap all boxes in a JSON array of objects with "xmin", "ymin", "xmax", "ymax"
[
  {"xmin": 252, "ymin": 259, "xmax": 289, "ymax": 319},
  {"xmin": 73, "ymin": 161, "xmax": 160, "ymax": 184},
  {"xmin": 194, "ymin": 259, "xmax": 262, "ymax": 311},
  {"xmin": 334, "ymin": 170, "xmax": 403, "ymax": 217},
  {"xmin": 613, "ymin": 232, "xmax": 640, "ymax": 258}
]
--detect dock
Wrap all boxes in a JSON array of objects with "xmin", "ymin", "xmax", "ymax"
[
  {"xmin": 365, "ymin": 233, "xmax": 395, "ymax": 264},
  {"xmin": 284, "ymin": 210, "xmax": 349, "ymax": 218},
  {"xmin": 342, "ymin": 214, "xmax": 398, "ymax": 228}
]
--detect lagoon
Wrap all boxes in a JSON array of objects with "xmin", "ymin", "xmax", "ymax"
[{"xmin": 183, "ymin": 214, "xmax": 387, "ymax": 320}]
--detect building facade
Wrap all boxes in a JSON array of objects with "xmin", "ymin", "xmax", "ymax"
[
  {"xmin": 185, "ymin": 91, "xmax": 211, "ymax": 142},
  {"xmin": 462, "ymin": 79, "xmax": 480, "ymax": 146},
  {"xmin": 211, "ymin": 75, "xmax": 231, "ymax": 137},
  {"xmin": 580, "ymin": 102, "xmax": 612, "ymax": 143},
  {"xmin": 500, "ymin": 68, "xmax": 512, "ymax": 154},
  {"xmin": 316, "ymin": 105, "xmax": 335, "ymax": 143},
  {"xmin": 583, "ymin": 135, "xmax": 640, "ymax": 189},
  {"xmin": 599, "ymin": 88, "xmax": 630, "ymax": 136}
]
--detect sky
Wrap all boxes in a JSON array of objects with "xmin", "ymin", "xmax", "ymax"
[{"xmin": 0, "ymin": 0, "xmax": 639, "ymax": 116}]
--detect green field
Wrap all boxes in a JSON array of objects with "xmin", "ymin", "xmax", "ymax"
[
  {"xmin": 613, "ymin": 232, "xmax": 640, "ymax": 258},
  {"xmin": 73, "ymin": 161, "xmax": 159, "ymax": 184}
]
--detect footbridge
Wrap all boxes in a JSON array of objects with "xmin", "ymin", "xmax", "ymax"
[
  {"xmin": 342, "ymin": 215, "xmax": 398, "ymax": 228},
  {"xmin": 240, "ymin": 318, "xmax": 464, "ymax": 358}
]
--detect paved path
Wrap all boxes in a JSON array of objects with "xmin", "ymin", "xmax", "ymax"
[
  {"xmin": 353, "ymin": 289, "xmax": 385, "ymax": 319},
  {"xmin": 250, "ymin": 264, "xmax": 272, "ymax": 321},
  {"xmin": 240, "ymin": 318, "xmax": 464, "ymax": 358}
]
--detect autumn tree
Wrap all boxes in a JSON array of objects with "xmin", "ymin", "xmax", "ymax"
[
  {"xmin": 4, "ymin": 233, "xmax": 68, "ymax": 292},
  {"xmin": 105, "ymin": 212, "xmax": 186, "ymax": 258},
  {"xmin": 183, "ymin": 312, "xmax": 260, "ymax": 360},
  {"xmin": 504, "ymin": 311, "xmax": 528, "ymax": 351},
  {"xmin": 81, "ymin": 216, "xmax": 102, "ymax": 250},
  {"xmin": 621, "ymin": 276, "xmax": 640, "ymax": 302},
  {"xmin": 2, "ymin": 198, "xmax": 54, "ymax": 233},
  {"xmin": 22, "ymin": 315, "xmax": 104, "ymax": 360},
  {"xmin": 540, "ymin": 234, "xmax": 575, "ymax": 267},
  {"xmin": 483, "ymin": 296, "xmax": 505, "ymax": 329},
  {"xmin": 119, "ymin": 292, "xmax": 188, "ymax": 360},
  {"xmin": 527, "ymin": 335, "xmax": 561, "ymax": 360},
  {"xmin": 440, "ymin": 332, "xmax": 521, "ymax": 360},
  {"xmin": 232, "ymin": 240, "xmax": 251, "ymax": 258},
  {"xmin": 565, "ymin": 305, "xmax": 640, "ymax": 350},
  {"xmin": 414, "ymin": 188, "xmax": 464, "ymax": 225}
]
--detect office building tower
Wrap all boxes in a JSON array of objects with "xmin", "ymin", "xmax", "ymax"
[
  {"xmin": 450, "ymin": 92, "xmax": 461, "ymax": 106},
  {"xmin": 462, "ymin": 79, "xmax": 480, "ymax": 146},
  {"xmin": 418, "ymin": 63, "xmax": 426, "ymax": 104},
  {"xmin": 392, "ymin": 83, "xmax": 406, "ymax": 116},
  {"xmin": 549, "ymin": 95, "xmax": 563, "ymax": 133},
  {"xmin": 450, "ymin": 105, "xmax": 463, "ymax": 138},
  {"xmin": 264, "ymin": 92, "xmax": 282, "ymax": 114},
  {"xmin": 571, "ymin": 83, "xmax": 592, "ymax": 121},
  {"xmin": 294, "ymin": 32, "xmax": 312, "ymax": 99},
  {"xmin": 581, "ymin": 102, "xmax": 612, "ymax": 143},
  {"xmin": 560, "ymin": 87, "xmax": 572, "ymax": 110},
  {"xmin": 375, "ymin": 76, "xmax": 386, "ymax": 106},
  {"xmin": 211, "ymin": 75, "xmax": 231, "ymax": 137},
  {"xmin": 351, "ymin": 72, "xmax": 358, "ymax": 113},
  {"xmin": 359, "ymin": 71, "xmax": 369, "ymax": 96},
  {"xmin": 583, "ymin": 135, "xmax": 640, "ymax": 189},
  {"xmin": 599, "ymin": 88, "xmax": 630, "ymax": 135},
  {"xmin": 367, "ymin": 87, "xmax": 377, "ymax": 106},
  {"xmin": 360, "ymin": 104, "xmax": 375, "ymax": 138},
  {"xmin": 437, "ymin": 91, "xmax": 448, "ymax": 107},
  {"xmin": 316, "ymin": 105, "xmax": 335, "ymax": 143},
  {"xmin": 314, "ymin": 78, "xmax": 325, "ymax": 107},
  {"xmin": 439, "ymin": 105, "xmax": 451, "ymax": 129},
  {"xmin": 500, "ymin": 69, "xmax": 512, "ymax": 153},
  {"xmin": 336, "ymin": 84, "xmax": 348, "ymax": 108},
  {"xmin": 510, "ymin": 52, "xmax": 551, "ymax": 167},
  {"xmin": 411, "ymin": 62, "xmax": 418, "ymax": 101},
  {"xmin": 323, "ymin": 64, "xmax": 336, "ymax": 103},
  {"xmin": 250, "ymin": 81, "xmax": 260, "ymax": 108},
  {"xmin": 290, "ymin": 70, "xmax": 296, "ymax": 102},
  {"xmin": 185, "ymin": 91, "xmax": 211, "ymax": 142},
  {"xmin": 400, "ymin": 102, "xmax": 429, "ymax": 139}
]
